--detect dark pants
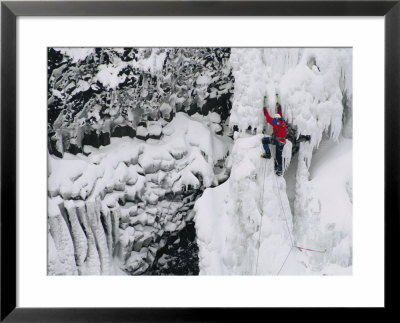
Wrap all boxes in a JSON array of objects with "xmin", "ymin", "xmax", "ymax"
[{"xmin": 262, "ymin": 137, "xmax": 284, "ymax": 171}]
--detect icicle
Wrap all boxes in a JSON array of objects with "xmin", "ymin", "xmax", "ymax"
[{"xmin": 282, "ymin": 140, "xmax": 293, "ymax": 171}]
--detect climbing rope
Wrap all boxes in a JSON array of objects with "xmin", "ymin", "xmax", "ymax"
[
  {"xmin": 255, "ymin": 156, "xmax": 326, "ymax": 276},
  {"xmin": 255, "ymin": 158, "xmax": 267, "ymax": 275},
  {"xmin": 277, "ymin": 246, "xmax": 294, "ymax": 275},
  {"xmin": 273, "ymin": 172, "xmax": 327, "ymax": 274},
  {"xmin": 274, "ymin": 173, "xmax": 294, "ymax": 246}
]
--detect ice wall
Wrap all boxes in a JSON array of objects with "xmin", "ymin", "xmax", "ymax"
[
  {"xmin": 230, "ymin": 48, "xmax": 352, "ymax": 146},
  {"xmin": 195, "ymin": 48, "xmax": 352, "ymax": 275},
  {"xmin": 195, "ymin": 134, "xmax": 294, "ymax": 274},
  {"xmin": 229, "ymin": 48, "xmax": 301, "ymax": 133}
]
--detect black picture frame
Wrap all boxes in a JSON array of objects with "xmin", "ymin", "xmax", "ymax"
[{"xmin": 1, "ymin": 0, "xmax": 399, "ymax": 321}]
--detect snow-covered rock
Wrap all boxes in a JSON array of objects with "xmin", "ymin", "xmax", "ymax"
[
  {"xmin": 48, "ymin": 113, "xmax": 232, "ymax": 275},
  {"xmin": 48, "ymin": 48, "xmax": 233, "ymax": 157}
]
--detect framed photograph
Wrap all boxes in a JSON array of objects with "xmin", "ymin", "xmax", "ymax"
[{"xmin": 1, "ymin": 0, "xmax": 398, "ymax": 320}]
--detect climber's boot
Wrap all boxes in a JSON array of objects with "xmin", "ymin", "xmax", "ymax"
[{"xmin": 261, "ymin": 152, "xmax": 271, "ymax": 159}]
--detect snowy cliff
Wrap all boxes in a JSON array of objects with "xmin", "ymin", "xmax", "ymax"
[
  {"xmin": 47, "ymin": 47, "xmax": 234, "ymax": 275},
  {"xmin": 48, "ymin": 112, "xmax": 232, "ymax": 275}
]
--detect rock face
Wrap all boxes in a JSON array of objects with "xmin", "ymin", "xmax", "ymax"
[{"xmin": 48, "ymin": 48, "xmax": 234, "ymax": 157}]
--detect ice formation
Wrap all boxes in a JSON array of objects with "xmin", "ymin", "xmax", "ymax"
[
  {"xmin": 48, "ymin": 47, "xmax": 352, "ymax": 276},
  {"xmin": 195, "ymin": 48, "xmax": 352, "ymax": 275},
  {"xmin": 195, "ymin": 134, "xmax": 294, "ymax": 274},
  {"xmin": 48, "ymin": 48, "xmax": 233, "ymax": 158},
  {"xmin": 48, "ymin": 112, "xmax": 231, "ymax": 275}
]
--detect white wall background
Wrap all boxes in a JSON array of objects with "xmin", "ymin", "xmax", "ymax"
[{"xmin": 17, "ymin": 16, "xmax": 384, "ymax": 307}]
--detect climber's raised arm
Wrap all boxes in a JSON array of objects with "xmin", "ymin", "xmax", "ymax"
[
  {"xmin": 263, "ymin": 107, "xmax": 273, "ymax": 125},
  {"xmin": 263, "ymin": 96, "xmax": 273, "ymax": 125}
]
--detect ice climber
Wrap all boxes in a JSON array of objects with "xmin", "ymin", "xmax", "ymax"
[
  {"xmin": 261, "ymin": 95, "xmax": 312, "ymax": 176},
  {"xmin": 261, "ymin": 96, "xmax": 287, "ymax": 176}
]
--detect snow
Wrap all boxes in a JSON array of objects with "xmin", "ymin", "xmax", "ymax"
[
  {"xmin": 147, "ymin": 122, "xmax": 162, "ymax": 137},
  {"xmin": 304, "ymin": 137, "xmax": 353, "ymax": 270},
  {"xmin": 48, "ymin": 157, "xmax": 88, "ymax": 197},
  {"xmin": 310, "ymin": 137, "xmax": 352, "ymax": 228},
  {"xmin": 159, "ymin": 102, "xmax": 172, "ymax": 116},
  {"xmin": 94, "ymin": 64, "xmax": 127, "ymax": 89},
  {"xmin": 130, "ymin": 48, "xmax": 167, "ymax": 76},
  {"xmin": 55, "ymin": 47, "xmax": 95, "ymax": 63},
  {"xmin": 136, "ymin": 126, "xmax": 149, "ymax": 138},
  {"xmin": 70, "ymin": 80, "xmax": 91, "ymax": 96}
]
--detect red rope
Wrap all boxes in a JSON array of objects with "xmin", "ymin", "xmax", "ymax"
[{"xmin": 295, "ymin": 246, "xmax": 326, "ymax": 253}]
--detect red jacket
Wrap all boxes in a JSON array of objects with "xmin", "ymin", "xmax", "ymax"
[{"xmin": 263, "ymin": 107, "xmax": 286, "ymax": 143}]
